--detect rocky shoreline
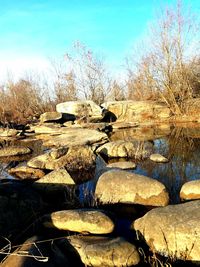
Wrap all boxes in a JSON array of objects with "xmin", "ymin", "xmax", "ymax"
[{"xmin": 0, "ymin": 100, "xmax": 200, "ymax": 266}]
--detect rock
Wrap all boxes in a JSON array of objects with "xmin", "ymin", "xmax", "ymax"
[
  {"xmin": 43, "ymin": 209, "xmax": 114, "ymax": 234},
  {"xmin": 8, "ymin": 166, "xmax": 45, "ymax": 179},
  {"xmin": 56, "ymin": 100, "xmax": 103, "ymax": 121},
  {"xmin": 0, "ymin": 128, "xmax": 19, "ymax": 137},
  {"xmin": 133, "ymin": 200, "xmax": 200, "ymax": 262},
  {"xmin": 63, "ymin": 121, "xmax": 74, "ymax": 127},
  {"xmin": 150, "ymin": 153, "xmax": 168, "ymax": 163},
  {"xmin": 50, "ymin": 147, "xmax": 69, "ymax": 159},
  {"xmin": 0, "ymin": 146, "xmax": 31, "ymax": 157},
  {"xmin": 40, "ymin": 111, "xmax": 62, "ymax": 123},
  {"xmin": 107, "ymin": 161, "xmax": 136, "ymax": 169},
  {"xmin": 43, "ymin": 128, "xmax": 108, "ymax": 147},
  {"xmin": 102, "ymin": 101, "xmax": 171, "ymax": 122},
  {"xmin": 95, "ymin": 170, "xmax": 169, "ymax": 206},
  {"xmin": 32, "ymin": 124, "xmax": 62, "ymax": 134},
  {"xmin": 180, "ymin": 180, "xmax": 200, "ymax": 200},
  {"xmin": 28, "ymin": 146, "xmax": 96, "ymax": 172},
  {"xmin": 35, "ymin": 168, "xmax": 75, "ymax": 185},
  {"xmin": 96, "ymin": 140, "xmax": 153, "ymax": 159},
  {"xmin": 66, "ymin": 235, "xmax": 140, "ymax": 266}
]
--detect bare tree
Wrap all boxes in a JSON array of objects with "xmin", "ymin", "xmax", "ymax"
[{"xmin": 127, "ymin": 0, "xmax": 200, "ymax": 114}]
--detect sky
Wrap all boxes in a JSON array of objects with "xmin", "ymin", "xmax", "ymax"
[{"xmin": 0, "ymin": 0, "xmax": 199, "ymax": 82}]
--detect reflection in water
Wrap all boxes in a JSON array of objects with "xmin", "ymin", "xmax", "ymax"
[{"xmin": 114, "ymin": 125, "xmax": 200, "ymax": 203}]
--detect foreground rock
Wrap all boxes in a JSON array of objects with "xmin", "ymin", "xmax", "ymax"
[
  {"xmin": 9, "ymin": 166, "xmax": 45, "ymax": 179},
  {"xmin": 43, "ymin": 209, "xmax": 114, "ymax": 234},
  {"xmin": 95, "ymin": 170, "xmax": 169, "ymax": 206},
  {"xmin": 150, "ymin": 153, "xmax": 168, "ymax": 163},
  {"xmin": 56, "ymin": 100, "xmax": 104, "ymax": 122},
  {"xmin": 107, "ymin": 161, "xmax": 136, "ymax": 169},
  {"xmin": 0, "ymin": 146, "xmax": 31, "ymax": 157},
  {"xmin": 102, "ymin": 100, "xmax": 171, "ymax": 121},
  {"xmin": 180, "ymin": 180, "xmax": 200, "ymax": 200},
  {"xmin": 40, "ymin": 111, "xmax": 62, "ymax": 123},
  {"xmin": 133, "ymin": 200, "xmax": 200, "ymax": 262},
  {"xmin": 96, "ymin": 140, "xmax": 153, "ymax": 158},
  {"xmin": 42, "ymin": 128, "xmax": 108, "ymax": 147},
  {"xmin": 67, "ymin": 235, "xmax": 140, "ymax": 266},
  {"xmin": 28, "ymin": 146, "xmax": 96, "ymax": 173}
]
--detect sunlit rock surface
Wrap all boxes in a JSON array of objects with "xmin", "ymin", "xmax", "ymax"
[
  {"xmin": 43, "ymin": 209, "xmax": 114, "ymax": 234},
  {"xmin": 150, "ymin": 153, "xmax": 168, "ymax": 163},
  {"xmin": 133, "ymin": 200, "xmax": 200, "ymax": 262},
  {"xmin": 56, "ymin": 100, "xmax": 104, "ymax": 121},
  {"xmin": 66, "ymin": 235, "xmax": 140, "ymax": 266},
  {"xmin": 180, "ymin": 180, "xmax": 200, "ymax": 200},
  {"xmin": 102, "ymin": 101, "xmax": 171, "ymax": 121},
  {"xmin": 40, "ymin": 111, "xmax": 62, "ymax": 123},
  {"xmin": 96, "ymin": 140, "xmax": 153, "ymax": 159},
  {"xmin": 95, "ymin": 170, "xmax": 169, "ymax": 206}
]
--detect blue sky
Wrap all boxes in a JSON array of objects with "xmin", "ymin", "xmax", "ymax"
[{"xmin": 0, "ymin": 0, "xmax": 199, "ymax": 81}]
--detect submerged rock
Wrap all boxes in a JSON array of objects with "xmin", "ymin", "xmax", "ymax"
[
  {"xmin": 95, "ymin": 170, "xmax": 169, "ymax": 206},
  {"xmin": 180, "ymin": 180, "xmax": 200, "ymax": 201},
  {"xmin": 106, "ymin": 161, "xmax": 136, "ymax": 169},
  {"xmin": 66, "ymin": 235, "xmax": 140, "ymax": 266},
  {"xmin": 9, "ymin": 166, "xmax": 45, "ymax": 179},
  {"xmin": 133, "ymin": 200, "xmax": 200, "ymax": 262},
  {"xmin": 150, "ymin": 153, "xmax": 168, "ymax": 163},
  {"xmin": 96, "ymin": 140, "xmax": 153, "ymax": 159},
  {"xmin": 0, "ymin": 146, "xmax": 31, "ymax": 157},
  {"xmin": 43, "ymin": 209, "xmax": 114, "ymax": 234}
]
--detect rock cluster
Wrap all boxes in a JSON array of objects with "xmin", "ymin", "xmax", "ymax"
[{"xmin": 0, "ymin": 100, "xmax": 199, "ymax": 266}]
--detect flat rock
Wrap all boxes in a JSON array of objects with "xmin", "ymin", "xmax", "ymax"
[
  {"xmin": 95, "ymin": 170, "xmax": 169, "ymax": 206},
  {"xmin": 0, "ymin": 128, "xmax": 19, "ymax": 137},
  {"xmin": 28, "ymin": 145, "xmax": 96, "ymax": 172},
  {"xmin": 96, "ymin": 140, "xmax": 153, "ymax": 159},
  {"xmin": 150, "ymin": 153, "xmax": 168, "ymax": 163},
  {"xmin": 66, "ymin": 235, "xmax": 140, "ymax": 266},
  {"xmin": 102, "ymin": 100, "xmax": 171, "ymax": 122},
  {"xmin": 133, "ymin": 200, "xmax": 200, "ymax": 262},
  {"xmin": 43, "ymin": 209, "xmax": 114, "ymax": 234},
  {"xmin": 107, "ymin": 161, "xmax": 136, "ymax": 169},
  {"xmin": 8, "ymin": 166, "xmax": 45, "ymax": 179},
  {"xmin": 35, "ymin": 168, "xmax": 75, "ymax": 185},
  {"xmin": 43, "ymin": 128, "xmax": 108, "ymax": 147},
  {"xmin": 32, "ymin": 124, "xmax": 62, "ymax": 134},
  {"xmin": 40, "ymin": 111, "xmax": 62, "ymax": 123},
  {"xmin": 0, "ymin": 146, "xmax": 31, "ymax": 157},
  {"xmin": 180, "ymin": 180, "xmax": 200, "ymax": 200}
]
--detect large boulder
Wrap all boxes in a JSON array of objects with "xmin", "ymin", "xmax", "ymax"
[
  {"xmin": 96, "ymin": 140, "xmax": 153, "ymax": 159},
  {"xmin": 133, "ymin": 200, "xmax": 200, "ymax": 262},
  {"xmin": 66, "ymin": 235, "xmax": 140, "ymax": 266},
  {"xmin": 95, "ymin": 170, "xmax": 169, "ymax": 206},
  {"xmin": 102, "ymin": 101, "xmax": 171, "ymax": 122},
  {"xmin": 28, "ymin": 146, "xmax": 96, "ymax": 173},
  {"xmin": 42, "ymin": 128, "xmax": 108, "ymax": 147},
  {"xmin": 180, "ymin": 180, "xmax": 200, "ymax": 201},
  {"xmin": 56, "ymin": 100, "xmax": 103, "ymax": 121},
  {"xmin": 43, "ymin": 209, "xmax": 114, "ymax": 234},
  {"xmin": 39, "ymin": 111, "xmax": 62, "ymax": 123}
]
